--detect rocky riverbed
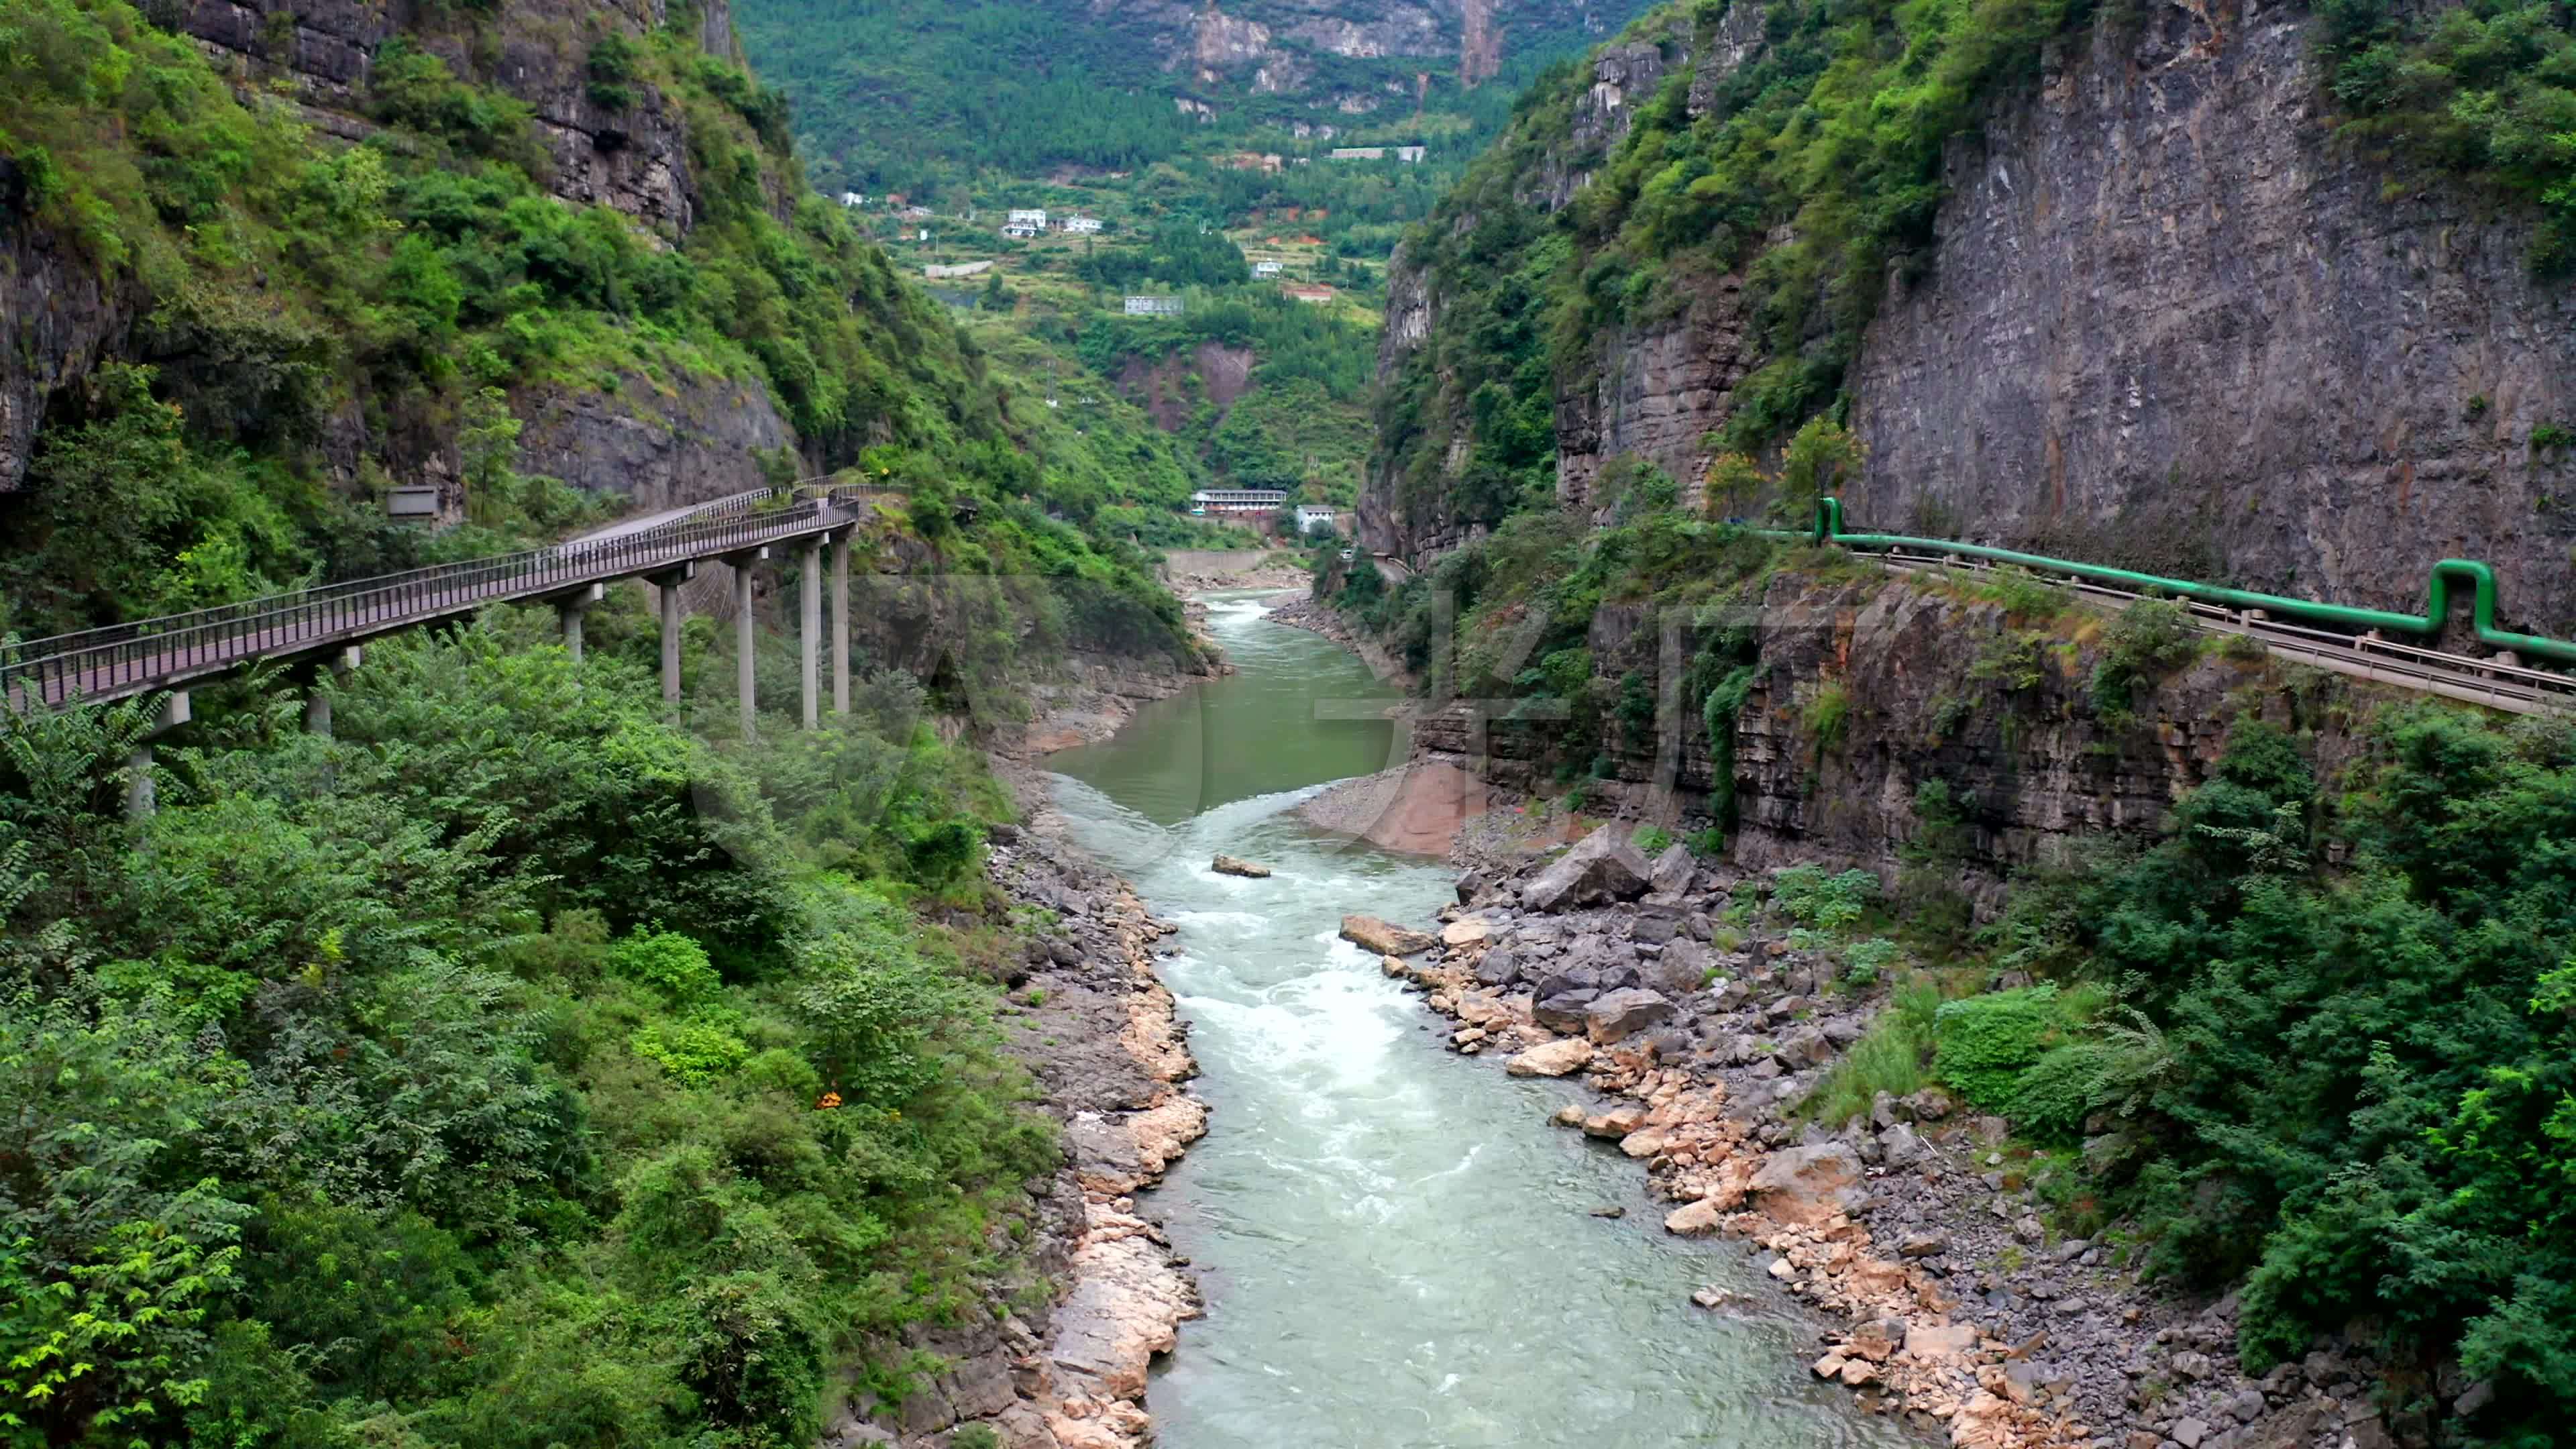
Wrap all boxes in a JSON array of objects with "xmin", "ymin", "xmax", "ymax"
[{"xmin": 1353, "ymin": 826, "xmax": 2418, "ymax": 1449}]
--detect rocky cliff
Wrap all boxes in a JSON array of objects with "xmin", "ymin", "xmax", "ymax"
[
  {"xmin": 1, "ymin": 0, "xmax": 793, "ymax": 513},
  {"xmin": 1844, "ymin": 3, "xmax": 2576, "ymax": 625},
  {"xmin": 1368, "ymin": 1, "xmax": 2576, "ymax": 630},
  {"xmin": 1410, "ymin": 564, "xmax": 2371, "ymax": 897}
]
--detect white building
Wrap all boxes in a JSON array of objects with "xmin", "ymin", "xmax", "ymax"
[
  {"xmin": 1007, "ymin": 208, "xmax": 1047, "ymax": 228},
  {"xmin": 923, "ymin": 260, "xmax": 994, "ymax": 279},
  {"xmin": 1190, "ymin": 488, "xmax": 1287, "ymax": 515},
  {"xmin": 1295, "ymin": 504, "xmax": 1340, "ymax": 535},
  {"xmin": 1061, "ymin": 215, "xmax": 1103, "ymax": 234},
  {"xmin": 1000, "ymin": 222, "xmax": 1040, "ymax": 239},
  {"xmin": 1252, "ymin": 260, "xmax": 1283, "ymax": 277},
  {"xmin": 837, "ymin": 191, "xmax": 867, "ymax": 207},
  {"xmin": 1124, "ymin": 295, "xmax": 1184, "ymax": 317},
  {"xmin": 1328, "ymin": 146, "xmax": 1426, "ymax": 162}
]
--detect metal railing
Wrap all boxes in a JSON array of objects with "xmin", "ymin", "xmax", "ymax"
[
  {"xmin": 1879, "ymin": 550, "xmax": 2576, "ymax": 716},
  {"xmin": 2, "ymin": 483, "xmax": 907, "ymax": 711}
]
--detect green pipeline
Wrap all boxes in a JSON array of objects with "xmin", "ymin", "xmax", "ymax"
[{"xmin": 1766, "ymin": 498, "xmax": 2576, "ymax": 666}]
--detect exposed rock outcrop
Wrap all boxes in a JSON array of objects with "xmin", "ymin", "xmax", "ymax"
[
  {"xmin": 513, "ymin": 370, "xmax": 798, "ymax": 510},
  {"xmin": 1843, "ymin": 5, "xmax": 2576, "ymax": 629},
  {"xmin": 871, "ymin": 758, "xmax": 1212, "ymax": 1449},
  {"xmin": 0, "ymin": 209, "xmax": 129, "ymax": 495},
  {"xmin": 1368, "ymin": 0, "xmax": 2576, "ymax": 622},
  {"xmin": 1404, "ymin": 564, "xmax": 2375, "ymax": 898}
]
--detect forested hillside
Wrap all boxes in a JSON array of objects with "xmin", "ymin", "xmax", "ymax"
[
  {"xmin": 0, "ymin": 619, "xmax": 1072, "ymax": 1446},
  {"xmin": 0, "ymin": 0, "xmax": 1193, "ymax": 659},
  {"xmin": 0, "ymin": 2, "xmax": 1221, "ymax": 1444},
  {"xmin": 735, "ymin": 0, "xmax": 1652, "ymax": 199}
]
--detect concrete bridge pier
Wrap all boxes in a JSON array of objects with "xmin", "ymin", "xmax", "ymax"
[
  {"xmin": 726, "ymin": 547, "xmax": 769, "ymax": 738},
  {"xmin": 649, "ymin": 562, "xmax": 696, "ymax": 705},
  {"xmin": 553, "ymin": 582, "xmax": 605, "ymax": 663},
  {"xmin": 125, "ymin": 690, "xmax": 193, "ymax": 822},
  {"xmin": 830, "ymin": 530, "xmax": 852, "ymax": 718},
  {"xmin": 301, "ymin": 646, "xmax": 364, "ymax": 739},
  {"xmin": 799, "ymin": 537, "xmax": 822, "ymax": 730}
]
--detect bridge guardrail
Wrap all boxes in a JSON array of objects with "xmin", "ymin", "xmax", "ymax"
[{"xmin": 2, "ymin": 482, "xmax": 906, "ymax": 711}]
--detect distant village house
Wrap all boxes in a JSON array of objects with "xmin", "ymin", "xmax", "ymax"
[
  {"xmin": 1061, "ymin": 215, "xmax": 1103, "ymax": 234},
  {"xmin": 923, "ymin": 260, "xmax": 994, "ymax": 279},
  {"xmin": 1124, "ymin": 295, "xmax": 1184, "ymax": 317},
  {"xmin": 1295, "ymin": 504, "xmax": 1342, "ymax": 535},
  {"xmin": 1281, "ymin": 283, "xmax": 1336, "ymax": 305},
  {"xmin": 1252, "ymin": 260, "xmax": 1283, "ymax": 278},
  {"xmin": 1328, "ymin": 146, "xmax": 1426, "ymax": 162},
  {"xmin": 837, "ymin": 191, "xmax": 867, "ymax": 207}
]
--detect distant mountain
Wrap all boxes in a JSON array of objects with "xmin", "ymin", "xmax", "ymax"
[{"xmin": 736, "ymin": 0, "xmax": 1656, "ymax": 196}]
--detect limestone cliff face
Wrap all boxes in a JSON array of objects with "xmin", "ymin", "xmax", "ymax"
[
  {"xmin": 0, "ymin": 191, "xmax": 131, "ymax": 501},
  {"xmin": 1843, "ymin": 4, "xmax": 2576, "ymax": 629},
  {"xmin": 513, "ymin": 369, "xmax": 798, "ymax": 511},
  {"xmin": 1410, "ymin": 567, "xmax": 2369, "ymax": 894},
  {"xmin": 1369, "ymin": 1, "xmax": 2576, "ymax": 627},
  {"xmin": 1366, "ymin": 5, "xmax": 1767, "ymax": 565}
]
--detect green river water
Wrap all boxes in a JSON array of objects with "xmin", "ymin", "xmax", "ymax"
[{"xmin": 1048, "ymin": 593, "xmax": 1911, "ymax": 1449}]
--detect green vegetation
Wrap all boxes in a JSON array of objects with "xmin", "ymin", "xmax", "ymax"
[
  {"xmin": 1802, "ymin": 980, "xmax": 1942, "ymax": 1126},
  {"xmin": 2089, "ymin": 598, "xmax": 2202, "ymax": 720},
  {"xmin": 1379, "ymin": 0, "xmax": 2569, "ymax": 552},
  {"xmin": 2316, "ymin": 0, "xmax": 2576, "ymax": 272},
  {"xmin": 1770, "ymin": 865, "xmax": 1878, "ymax": 933},
  {"xmin": 729, "ymin": 0, "xmax": 1648, "ymax": 200},
  {"xmin": 0, "ymin": 0, "xmax": 1191, "ymax": 663},
  {"xmin": 1377, "ymin": 0, "xmax": 2096, "ymax": 529},
  {"xmin": 1932, "ymin": 709, "xmax": 2576, "ymax": 1433},
  {"xmin": 0, "ymin": 621, "xmax": 1059, "ymax": 1446}
]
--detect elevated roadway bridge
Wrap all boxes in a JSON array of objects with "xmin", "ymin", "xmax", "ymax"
[{"xmin": 1, "ymin": 484, "xmax": 906, "ymax": 811}]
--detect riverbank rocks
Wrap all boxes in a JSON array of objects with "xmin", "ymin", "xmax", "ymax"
[
  {"xmin": 1748, "ymin": 1142, "xmax": 1864, "ymax": 1225},
  {"xmin": 1584, "ymin": 986, "xmax": 1675, "ymax": 1044},
  {"xmin": 1581, "ymin": 1102, "xmax": 1648, "ymax": 1139},
  {"xmin": 1505, "ymin": 1038, "xmax": 1595, "ymax": 1077},
  {"xmin": 1210, "ymin": 854, "xmax": 1271, "ymax": 878},
  {"xmin": 1521, "ymin": 826, "xmax": 1652, "ymax": 912},
  {"xmin": 1664, "ymin": 1197, "xmax": 1727, "ymax": 1236},
  {"xmin": 1440, "ymin": 915, "xmax": 1491, "ymax": 948},
  {"xmin": 1340, "ymin": 914, "xmax": 1436, "ymax": 956}
]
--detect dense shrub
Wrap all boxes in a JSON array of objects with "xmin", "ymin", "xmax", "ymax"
[
  {"xmin": 1972, "ymin": 706, "xmax": 2576, "ymax": 1434},
  {"xmin": 0, "ymin": 627, "xmax": 1056, "ymax": 1446}
]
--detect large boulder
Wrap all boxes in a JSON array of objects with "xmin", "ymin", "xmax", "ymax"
[
  {"xmin": 1505, "ymin": 1038, "xmax": 1595, "ymax": 1077},
  {"xmin": 1340, "ymin": 914, "xmax": 1436, "ymax": 956},
  {"xmin": 1440, "ymin": 916, "xmax": 1491, "ymax": 949},
  {"xmin": 1646, "ymin": 938, "xmax": 1713, "ymax": 997},
  {"xmin": 1749, "ymin": 1142, "xmax": 1864, "ymax": 1225},
  {"xmin": 1472, "ymin": 948, "xmax": 1522, "ymax": 987},
  {"xmin": 1584, "ymin": 987, "xmax": 1676, "ymax": 1044},
  {"xmin": 1521, "ymin": 826, "xmax": 1653, "ymax": 913},
  {"xmin": 1212, "ymin": 854, "xmax": 1271, "ymax": 878},
  {"xmin": 1533, "ymin": 991, "xmax": 1597, "ymax": 1034},
  {"xmin": 1649, "ymin": 842, "xmax": 1696, "ymax": 896}
]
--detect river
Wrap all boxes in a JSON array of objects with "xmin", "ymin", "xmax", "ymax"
[{"xmin": 1047, "ymin": 593, "xmax": 1910, "ymax": 1448}]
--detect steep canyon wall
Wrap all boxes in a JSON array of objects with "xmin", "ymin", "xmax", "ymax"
[{"xmin": 1368, "ymin": 1, "xmax": 2576, "ymax": 629}]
